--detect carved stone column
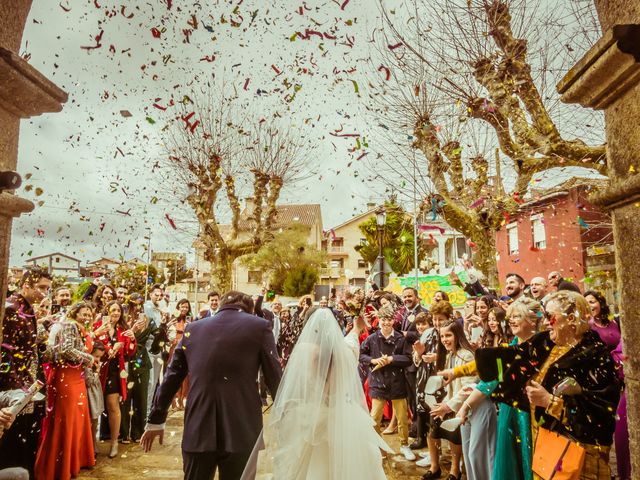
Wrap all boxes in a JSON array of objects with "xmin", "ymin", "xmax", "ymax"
[
  {"xmin": 557, "ymin": 21, "xmax": 640, "ymax": 477},
  {"xmin": 0, "ymin": 2, "xmax": 67, "ymax": 335}
]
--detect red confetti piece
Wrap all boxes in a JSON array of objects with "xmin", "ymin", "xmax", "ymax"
[
  {"xmin": 388, "ymin": 42, "xmax": 403, "ymax": 50},
  {"xmin": 199, "ymin": 55, "xmax": 216, "ymax": 62},
  {"xmin": 243, "ymin": 78, "xmax": 250, "ymax": 90},
  {"xmin": 99, "ymin": 222, "xmax": 106, "ymax": 231},
  {"xmin": 356, "ymin": 151, "xmax": 368, "ymax": 161},
  {"xmin": 378, "ymin": 65, "xmax": 391, "ymax": 81},
  {"xmin": 36, "ymin": 229, "xmax": 45, "ymax": 236},
  {"xmin": 151, "ymin": 28, "xmax": 161, "ymax": 39},
  {"xmin": 81, "ymin": 29, "xmax": 104, "ymax": 50},
  {"xmin": 181, "ymin": 112, "xmax": 200, "ymax": 133},
  {"xmin": 165, "ymin": 214, "xmax": 177, "ymax": 230},
  {"xmin": 120, "ymin": 6, "xmax": 133, "ymax": 18},
  {"xmin": 93, "ymin": 0, "xmax": 101, "ymax": 7},
  {"xmin": 340, "ymin": 0, "xmax": 350, "ymax": 9},
  {"xmin": 271, "ymin": 64, "xmax": 282, "ymax": 75},
  {"xmin": 166, "ymin": 0, "xmax": 172, "ymax": 9}
]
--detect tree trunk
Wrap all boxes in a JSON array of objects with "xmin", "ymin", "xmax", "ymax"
[{"xmin": 470, "ymin": 229, "xmax": 499, "ymax": 289}]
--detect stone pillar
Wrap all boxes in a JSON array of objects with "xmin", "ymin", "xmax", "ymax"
[
  {"xmin": 0, "ymin": 2, "xmax": 67, "ymax": 335},
  {"xmin": 557, "ymin": 17, "xmax": 640, "ymax": 477}
]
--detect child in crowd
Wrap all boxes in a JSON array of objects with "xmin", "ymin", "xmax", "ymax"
[
  {"xmin": 86, "ymin": 342, "xmax": 106, "ymax": 455},
  {"xmin": 360, "ymin": 305, "xmax": 415, "ymax": 461},
  {"xmin": 411, "ymin": 312, "xmax": 437, "ymax": 456}
]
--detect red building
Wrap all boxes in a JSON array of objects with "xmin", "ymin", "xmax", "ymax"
[{"xmin": 495, "ymin": 178, "xmax": 613, "ymax": 292}]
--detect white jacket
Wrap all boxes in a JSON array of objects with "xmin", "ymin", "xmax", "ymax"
[{"xmin": 444, "ymin": 348, "xmax": 476, "ymax": 412}]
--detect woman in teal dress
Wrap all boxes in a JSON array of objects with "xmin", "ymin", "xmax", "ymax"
[{"xmin": 450, "ymin": 298, "xmax": 544, "ymax": 480}]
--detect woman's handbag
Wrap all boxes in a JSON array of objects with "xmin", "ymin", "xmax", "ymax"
[{"xmin": 532, "ymin": 427, "xmax": 585, "ymax": 480}]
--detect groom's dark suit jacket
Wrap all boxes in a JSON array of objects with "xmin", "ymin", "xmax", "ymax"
[{"xmin": 148, "ymin": 303, "xmax": 282, "ymax": 453}]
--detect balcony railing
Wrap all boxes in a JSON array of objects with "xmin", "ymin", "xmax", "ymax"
[
  {"xmin": 319, "ymin": 267, "xmax": 345, "ymax": 278},
  {"xmin": 327, "ymin": 246, "xmax": 346, "ymax": 254}
]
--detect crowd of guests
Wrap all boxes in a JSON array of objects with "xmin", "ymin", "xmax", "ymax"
[
  {"xmin": 0, "ymin": 268, "xmax": 217, "ymax": 480},
  {"xmin": 0, "ymin": 265, "xmax": 630, "ymax": 480}
]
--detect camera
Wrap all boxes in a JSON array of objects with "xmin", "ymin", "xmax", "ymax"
[{"xmin": 0, "ymin": 171, "xmax": 21, "ymax": 193}]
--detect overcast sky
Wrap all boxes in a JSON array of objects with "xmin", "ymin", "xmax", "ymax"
[{"xmin": 10, "ymin": 0, "xmax": 603, "ymax": 268}]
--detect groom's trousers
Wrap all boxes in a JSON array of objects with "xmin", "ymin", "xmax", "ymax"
[{"xmin": 182, "ymin": 450, "xmax": 252, "ymax": 480}]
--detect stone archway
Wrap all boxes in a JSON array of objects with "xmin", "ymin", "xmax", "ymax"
[
  {"xmin": 0, "ymin": 1, "xmax": 67, "ymax": 334},
  {"xmin": 558, "ymin": 2, "xmax": 639, "ymax": 476}
]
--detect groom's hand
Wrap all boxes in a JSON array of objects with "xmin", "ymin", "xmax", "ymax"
[{"xmin": 140, "ymin": 429, "xmax": 164, "ymax": 452}]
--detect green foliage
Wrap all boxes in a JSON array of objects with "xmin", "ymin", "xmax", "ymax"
[
  {"xmin": 283, "ymin": 265, "xmax": 319, "ymax": 296},
  {"xmin": 74, "ymin": 280, "xmax": 92, "ymax": 302},
  {"xmin": 242, "ymin": 224, "xmax": 326, "ymax": 294},
  {"xmin": 355, "ymin": 201, "xmax": 427, "ymax": 276},
  {"xmin": 112, "ymin": 262, "xmax": 158, "ymax": 294}
]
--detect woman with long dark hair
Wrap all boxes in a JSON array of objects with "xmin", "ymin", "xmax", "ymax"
[
  {"xmin": 484, "ymin": 307, "xmax": 511, "ymax": 347},
  {"xmin": 425, "ymin": 319, "xmax": 474, "ymax": 480},
  {"xmin": 584, "ymin": 290, "xmax": 620, "ymax": 351},
  {"xmin": 93, "ymin": 300, "xmax": 136, "ymax": 458}
]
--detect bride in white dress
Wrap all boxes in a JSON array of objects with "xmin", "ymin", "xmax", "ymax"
[{"xmin": 242, "ymin": 307, "xmax": 392, "ymax": 480}]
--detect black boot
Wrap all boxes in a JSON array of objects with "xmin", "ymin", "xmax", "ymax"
[{"xmin": 410, "ymin": 411, "xmax": 428, "ymax": 449}]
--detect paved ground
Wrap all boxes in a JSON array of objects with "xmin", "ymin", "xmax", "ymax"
[{"xmin": 77, "ymin": 410, "xmax": 455, "ymax": 480}]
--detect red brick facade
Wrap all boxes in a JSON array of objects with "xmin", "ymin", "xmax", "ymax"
[{"xmin": 495, "ymin": 185, "xmax": 612, "ymax": 289}]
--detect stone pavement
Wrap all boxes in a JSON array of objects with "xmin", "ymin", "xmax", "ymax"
[{"xmin": 77, "ymin": 410, "xmax": 456, "ymax": 479}]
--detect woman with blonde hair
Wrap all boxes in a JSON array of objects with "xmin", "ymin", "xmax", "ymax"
[{"xmin": 476, "ymin": 291, "xmax": 620, "ymax": 479}]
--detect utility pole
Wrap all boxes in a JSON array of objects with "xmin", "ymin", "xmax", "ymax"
[
  {"xmin": 413, "ymin": 151, "xmax": 420, "ymax": 289},
  {"xmin": 144, "ymin": 227, "xmax": 151, "ymax": 299}
]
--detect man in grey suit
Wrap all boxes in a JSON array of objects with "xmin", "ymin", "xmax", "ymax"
[{"xmin": 141, "ymin": 291, "xmax": 282, "ymax": 480}]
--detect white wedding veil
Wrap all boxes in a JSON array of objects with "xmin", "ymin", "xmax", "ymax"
[{"xmin": 241, "ymin": 308, "xmax": 389, "ymax": 480}]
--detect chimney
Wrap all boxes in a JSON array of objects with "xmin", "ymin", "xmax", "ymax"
[{"xmin": 244, "ymin": 197, "xmax": 255, "ymax": 215}]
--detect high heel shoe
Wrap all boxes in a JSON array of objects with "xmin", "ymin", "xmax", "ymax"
[
  {"xmin": 382, "ymin": 424, "xmax": 397, "ymax": 435},
  {"xmin": 108, "ymin": 443, "xmax": 119, "ymax": 459}
]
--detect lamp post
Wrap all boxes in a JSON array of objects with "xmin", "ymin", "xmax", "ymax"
[{"xmin": 375, "ymin": 206, "xmax": 387, "ymax": 288}]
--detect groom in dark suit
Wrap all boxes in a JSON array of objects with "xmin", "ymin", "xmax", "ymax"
[{"xmin": 141, "ymin": 291, "xmax": 282, "ymax": 480}]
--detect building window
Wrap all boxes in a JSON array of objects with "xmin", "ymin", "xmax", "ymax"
[
  {"xmin": 531, "ymin": 214, "xmax": 546, "ymax": 249},
  {"xmin": 330, "ymin": 259, "xmax": 344, "ymax": 269},
  {"xmin": 247, "ymin": 270, "xmax": 262, "ymax": 284},
  {"xmin": 357, "ymin": 259, "xmax": 366, "ymax": 269},
  {"xmin": 507, "ymin": 222, "xmax": 519, "ymax": 255}
]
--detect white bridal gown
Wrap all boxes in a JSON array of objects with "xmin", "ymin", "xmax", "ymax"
[{"xmin": 243, "ymin": 308, "xmax": 391, "ymax": 480}]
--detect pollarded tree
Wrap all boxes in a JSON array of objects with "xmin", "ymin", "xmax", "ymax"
[
  {"xmin": 371, "ymin": 0, "xmax": 607, "ymax": 286},
  {"xmin": 163, "ymin": 88, "xmax": 314, "ymax": 292}
]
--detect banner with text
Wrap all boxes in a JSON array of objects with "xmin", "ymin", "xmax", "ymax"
[{"xmin": 387, "ymin": 272, "xmax": 470, "ymax": 308}]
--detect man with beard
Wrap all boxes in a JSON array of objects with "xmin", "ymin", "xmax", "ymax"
[
  {"xmin": 394, "ymin": 287, "xmax": 428, "ymax": 439},
  {"xmin": 504, "ymin": 273, "xmax": 526, "ymax": 301},
  {"xmin": 0, "ymin": 267, "xmax": 52, "ymax": 477},
  {"xmin": 116, "ymin": 285, "xmax": 129, "ymax": 304},
  {"xmin": 51, "ymin": 286, "xmax": 72, "ymax": 317}
]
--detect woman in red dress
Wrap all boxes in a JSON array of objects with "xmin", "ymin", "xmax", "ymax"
[
  {"xmin": 35, "ymin": 302, "xmax": 96, "ymax": 480},
  {"xmin": 93, "ymin": 300, "xmax": 136, "ymax": 458}
]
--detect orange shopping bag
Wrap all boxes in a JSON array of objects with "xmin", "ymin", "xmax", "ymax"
[{"xmin": 532, "ymin": 427, "xmax": 585, "ymax": 480}]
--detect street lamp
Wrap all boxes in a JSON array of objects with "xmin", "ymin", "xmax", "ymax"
[{"xmin": 375, "ymin": 206, "xmax": 387, "ymax": 288}]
